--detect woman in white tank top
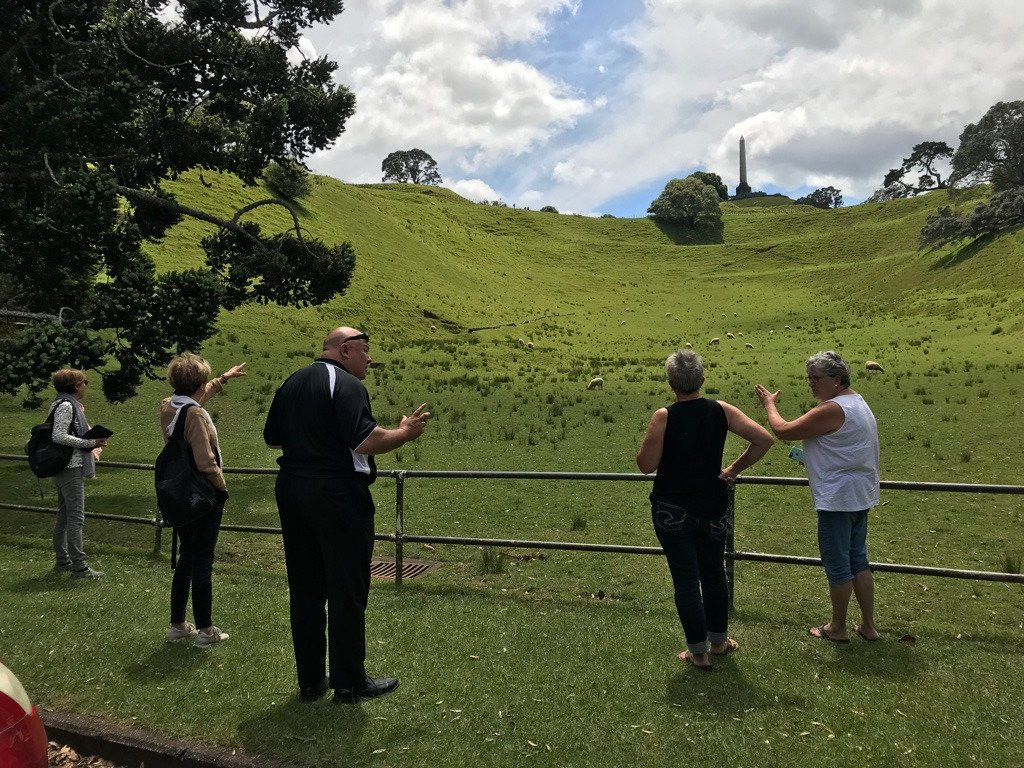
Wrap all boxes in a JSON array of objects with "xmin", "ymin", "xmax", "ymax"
[{"xmin": 755, "ymin": 351, "xmax": 881, "ymax": 644}]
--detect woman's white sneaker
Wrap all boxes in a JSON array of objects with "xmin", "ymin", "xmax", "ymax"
[
  {"xmin": 194, "ymin": 627, "xmax": 229, "ymax": 647},
  {"xmin": 165, "ymin": 622, "xmax": 198, "ymax": 642}
]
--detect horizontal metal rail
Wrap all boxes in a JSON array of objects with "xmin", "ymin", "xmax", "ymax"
[{"xmin": 2, "ymin": 454, "xmax": 1022, "ymax": 587}]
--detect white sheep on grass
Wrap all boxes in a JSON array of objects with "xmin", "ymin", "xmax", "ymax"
[
  {"xmin": 865, "ymin": 360, "xmax": 885, "ymax": 372},
  {"xmin": 516, "ymin": 338, "xmax": 526, "ymax": 347},
  {"xmin": 726, "ymin": 332, "xmax": 735, "ymax": 339},
  {"xmin": 527, "ymin": 341, "xmax": 534, "ymax": 350},
  {"xmin": 709, "ymin": 337, "xmax": 720, "ymax": 345},
  {"xmin": 587, "ymin": 377, "xmax": 605, "ymax": 390},
  {"xmin": 745, "ymin": 342, "xmax": 754, "ymax": 349}
]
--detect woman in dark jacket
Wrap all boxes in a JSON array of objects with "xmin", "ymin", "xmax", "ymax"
[
  {"xmin": 637, "ymin": 349, "xmax": 773, "ymax": 669},
  {"xmin": 49, "ymin": 368, "xmax": 109, "ymax": 579}
]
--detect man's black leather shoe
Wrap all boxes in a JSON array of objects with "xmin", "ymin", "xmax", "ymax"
[
  {"xmin": 333, "ymin": 675, "xmax": 399, "ymax": 704},
  {"xmin": 299, "ymin": 677, "xmax": 330, "ymax": 703}
]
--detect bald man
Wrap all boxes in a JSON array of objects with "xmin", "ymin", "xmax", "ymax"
[{"xmin": 264, "ymin": 327, "xmax": 430, "ymax": 703}]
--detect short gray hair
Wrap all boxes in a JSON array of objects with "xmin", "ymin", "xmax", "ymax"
[
  {"xmin": 805, "ymin": 350, "xmax": 851, "ymax": 387},
  {"xmin": 666, "ymin": 349, "xmax": 704, "ymax": 393}
]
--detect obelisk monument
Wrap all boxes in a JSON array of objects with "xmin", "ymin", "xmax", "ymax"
[{"xmin": 735, "ymin": 135, "xmax": 751, "ymax": 197}]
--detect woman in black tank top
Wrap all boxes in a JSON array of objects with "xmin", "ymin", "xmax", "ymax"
[{"xmin": 637, "ymin": 349, "xmax": 773, "ymax": 669}]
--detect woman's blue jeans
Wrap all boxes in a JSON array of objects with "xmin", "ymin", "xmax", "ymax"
[{"xmin": 652, "ymin": 499, "xmax": 730, "ymax": 655}]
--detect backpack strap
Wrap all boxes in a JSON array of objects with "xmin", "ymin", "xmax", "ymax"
[{"xmin": 170, "ymin": 404, "xmax": 196, "ymax": 441}]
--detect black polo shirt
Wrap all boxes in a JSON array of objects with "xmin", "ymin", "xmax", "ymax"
[{"xmin": 264, "ymin": 358, "xmax": 378, "ymax": 482}]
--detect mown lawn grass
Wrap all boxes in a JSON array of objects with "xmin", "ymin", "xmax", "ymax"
[
  {"xmin": 2, "ymin": 174, "xmax": 1023, "ymax": 765},
  {"xmin": 1, "ymin": 533, "xmax": 1022, "ymax": 768}
]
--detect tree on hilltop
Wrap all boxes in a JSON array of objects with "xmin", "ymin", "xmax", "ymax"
[
  {"xmin": 647, "ymin": 177, "xmax": 724, "ymax": 234},
  {"xmin": 949, "ymin": 101, "xmax": 1024, "ymax": 192},
  {"xmin": 688, "ymin": 171, "xmax": 728, "ymax": 201},
  {"xmin": 794, "ymin": 186, "xmax": 843, "ymax": 209},
  {"xmin": 381, "ymin": 149, "xmax": 443, "ymax": 185},
  {"xmin": 0, "ymin": 0, "xmax": 356, "ymax": 404},
  {"xmin": 880, "ymin": 141, "xmax": 954, "ymax": 198}
]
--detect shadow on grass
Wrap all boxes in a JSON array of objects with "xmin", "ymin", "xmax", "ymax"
[
  {"xmin": 123, "ymin": 644, "xmax": 215, "ymax": 683},
  {"xmin": 237, "ymin": 699, "xmax": 368, "ymax": 767},
  {"xmin": 7, "ymin": 572, "xmax": 81, "ymax": 594},
  {"xmin": 665, "ymin": 661, "xmax": 805, "ymax": 716},
  {"xmin": 928, "ymin": 232, "xmax": 996, "ymax": 270},
  {"xmin": 652, "ymin": 220, "xmax": 724, "ymax": 246},
  {"xmin": 814, "ymin": 637, "xmax": 926, "ymax": 680}
]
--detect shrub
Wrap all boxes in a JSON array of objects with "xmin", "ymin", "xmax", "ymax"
[
  {"xmin": 263, "ymin": 159, "xmax": 313, "ymax": 200},
  {"xmin": 647, "ymin": 177, "xmax": 723, "ymax": 233},
  {"xmin": 540, "ymin": 205, "xmax": 559, "ymax": 213}
]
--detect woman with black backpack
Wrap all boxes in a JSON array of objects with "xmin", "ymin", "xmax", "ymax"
[
  {"xmin": 159, "ymin": 354, "xmax": 245, "ymax": 648},
  {"xmin": 49, "ymin": 368, "xmax": 109, "ymax": 579}
]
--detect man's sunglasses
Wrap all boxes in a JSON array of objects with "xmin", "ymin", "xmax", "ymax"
[{"xmin": 339, "ymin": 332, "xmax": 369, "ymax": 344}]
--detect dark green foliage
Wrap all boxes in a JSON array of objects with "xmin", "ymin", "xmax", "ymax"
[
  {"xmin": 882, "ymin": 141, "xmax": 954, "ymax": 197},
  {"xmin": 794, "ymin": 186, "xmax": 843, "ymax": 209},
  {"xmin": 950, "ymin": 101, "xmax": 1024, "ymax": 192},
  {"xmin": 381, "ymin": 148, "xmax": 442, "ymax": 184},
  {"xmin": 263, "ymin": 160, "xmax": 312, "ymax": 200},
  {"xmin": 919, "ymin": 187, "xmax": 1024, "ymax": 248},
  {"xmin": 688, "ymin": 171, "xmax": 728, "ymax": 201},
  {"xmin": 647, "ymin": 177, "xmax": 724, "ymax": 233},
  {"xmin": 0, "ymin": 0, "xmax": 357, "ymax": 402},
  {"xmin": 540, "ymin": 205, "xmax": 559, "ymax": 213}
]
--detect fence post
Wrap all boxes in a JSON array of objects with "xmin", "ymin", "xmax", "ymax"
[
  {"xmin": 395, "ymin": 472, "xmax": 405, "ymax": 586},
  {"xmin": 726, "ymin": 484, "xmax": 736, "ymax": 613},
  {"xmin": 153, "ymin": 517, "xmax": 163, "ymax": 555}
]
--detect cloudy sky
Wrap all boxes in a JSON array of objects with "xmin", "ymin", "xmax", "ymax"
[{"xmin": 302, "ymin": 0, "xmax": 1024, "ymax": 216}]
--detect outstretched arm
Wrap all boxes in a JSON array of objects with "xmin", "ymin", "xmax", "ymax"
[
  {"xmin": 754, "ymin": 384, "xmax": 843, "ymax": 440},
  {"xmin": 356, "ymin": 403, "xmax": 431, "ymax": 456},
  {"xmin": 198, "ymin": 362, "xmax": 247, "ymax": 405}
]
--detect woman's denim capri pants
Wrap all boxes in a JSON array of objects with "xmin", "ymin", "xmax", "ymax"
[{"xmin": 817, "ymin": 509, "xmax": 870, "ymax": 585}]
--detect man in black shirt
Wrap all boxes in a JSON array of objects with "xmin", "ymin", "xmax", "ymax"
[{"xmin": 264, "ymin": 326, "xmax": 430, "ymax": 703}]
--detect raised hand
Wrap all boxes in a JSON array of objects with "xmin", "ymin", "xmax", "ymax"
[{"xmin": 222, "ymin": 363, "xmax": 247, "ymax": 380}]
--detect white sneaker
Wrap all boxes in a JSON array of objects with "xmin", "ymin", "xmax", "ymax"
[
  {"xmin": 165, "ymin": 622, "xmax": 198, "ymax": 642},
  {"xmin": 194, "ymin": 627, "xmax": 229, "ymax": 648}
]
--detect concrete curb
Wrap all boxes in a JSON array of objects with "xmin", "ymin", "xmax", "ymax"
[{"xmin": 42, "ymin": 709, "xmax": 303, "ymax": 768}]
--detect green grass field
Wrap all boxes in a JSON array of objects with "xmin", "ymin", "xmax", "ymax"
[{"xmin": 1, "ymin": 173, "xmax": 1022, "ymax": 766}]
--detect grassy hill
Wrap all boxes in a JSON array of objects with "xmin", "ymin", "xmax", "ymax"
[{"xmin": 2, "ymin": 173, "xmax": 1023, "ymax": 767}]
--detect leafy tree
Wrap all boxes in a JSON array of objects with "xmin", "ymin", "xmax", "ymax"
[
  {"xmin": 264, "ymin": 159, "xmax": 313, "ymax": 201},
  {"xmin": 949, "ymin": 101, "xmax": 1024, "ymax": 192},
  {"xmin": 794, "ymin": 186, "xmax": 843, "ymax": 209},
  {"xmin": 540, "ymin": 205, "xmax": 558, "ymax": 213},
  {"xmin": 688, "ymin": 171, "xmax": 728, "ymax": 201},
  {"xmin": 881, "ymin": 141, "xmax": 953, "ymax": 197},
  {"xmin": 647, "ymin": 177, "xmax": 723, "ymax": 233},
  {"xmin": 381, "ymin": 149, "xmax": 442, "ymax": 185},
  {"xmin": 0, "ymin": 0, "xmax": 356, "ymax": 404},
  {"xmin": 919, "ymin": 188, "xmax": 1024, "ymax": 248}
]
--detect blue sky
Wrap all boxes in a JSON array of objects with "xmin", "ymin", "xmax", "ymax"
[{"xmin": 305, "ymin": 1, "xmax": 1024, "ymax": 216}]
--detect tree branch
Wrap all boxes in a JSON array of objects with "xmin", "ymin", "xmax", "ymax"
[
  {"xmin": 232, "ymin": 198, "xmax": 307, "ymax": 244},
  {"xmin": 117, "ymin": 186, "xmax": 267, "ymax": 251},
  {"xmin": 0, "ymin": 69, "xmax": 107, "ymax": 118},
  {"xmin": 0, "ymin": 18, "xmax": 42, "ymax": 66}
]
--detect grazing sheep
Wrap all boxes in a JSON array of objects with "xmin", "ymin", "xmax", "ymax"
[
  {"xmin": 620, "ymin": 320, "xmax": 626, "ymax": 325},
  {"xmin": 527, "ymin": 341, "xmax": 534, "ymax": 350},
  {"xmin": 745, "ymin": 342, "xmax": 754, "ymax": 349},
  {"xmin": 738, "ymin": 332, "xmax": 744, "ymax": 337},
  {"xmin": 709, "ymin": 337, "xmax": 720, "ymax": 345},
  {"xmin": 865, "ymin": 360, "xmax": 885, "ymax": 372},
  {"xmin": 665, "ymin": 312, "xmax": 671, "ymax": 317},
  {"xmin": 769, "ymin": 329, "xmax": 775, "ymax": 334},
  {"xmin": 784, "ymin": 325, "xmax": 791, "ymax": 330},
  {"xmin": 587, "ymin": 376, "xmax": 605, "ymax": 390},
  {"xmin": 516, "ymin": 338, "xmax": 526, "ymax": 347},
  {"xmin": 429, "ymin": 324, "xmax": 437, "ymax": 332},
  {"xmin": 726, "ymin": 332, "xmax": 735, "ymax": 339},
  {"xmin": 685, "ymin": 342, "xmax": 693, "ymax": 349}
]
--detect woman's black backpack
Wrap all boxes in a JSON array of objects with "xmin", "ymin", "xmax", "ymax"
[
  {"xmin": 25, "ymin": 406, "xmax": 74, "ymax": 478},
  {"xmin": 154, "ymin": 404, "xmax": 219, "ymax": 527}
]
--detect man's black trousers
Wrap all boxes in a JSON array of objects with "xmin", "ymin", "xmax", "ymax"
[{"xmin": 275, "ymin": 471, "xmax": 375, "ymax": 691}]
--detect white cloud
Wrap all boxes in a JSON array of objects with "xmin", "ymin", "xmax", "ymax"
[
  {"xmin": 302, "ymin": 0, "xmax": 1024, "ymax": 211},
  {"xmin": 306, "ymin": 1, "xmax": 590, "ymax": 183},
  {"xmin": 516, "ymin": 0, "xmax": 1024, "ymax": 210},
  {"xmin": 445, "ymin": 178, "xmax": 502, "ymax": 202}
]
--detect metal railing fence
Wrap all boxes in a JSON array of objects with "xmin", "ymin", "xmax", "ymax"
[{"xmin": 2, "ymin": 454, "xmax": 1022, "ymax": 608}]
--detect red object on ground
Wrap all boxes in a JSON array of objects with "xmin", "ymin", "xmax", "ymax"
[{"xmin": 0, "ymin": 659, "xmax": 48, "ymax": 768}]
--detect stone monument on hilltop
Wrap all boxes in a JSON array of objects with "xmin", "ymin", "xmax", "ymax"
[{"xmin": 735, "ymin": 135, "xmax": 752, "ymax": 198}]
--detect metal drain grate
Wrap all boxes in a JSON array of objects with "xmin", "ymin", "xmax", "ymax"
[{"xmin": 369, "ymin": 556, "xmax": 439, "ymax": 580}]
